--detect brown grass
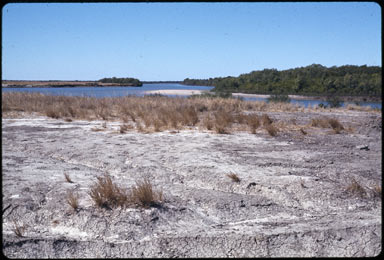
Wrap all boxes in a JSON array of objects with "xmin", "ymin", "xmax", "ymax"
[
  {"xmin": 310, "ymin": 116, "xmax": 344, "ymax": 134},
  {"xmin": 227, "ymin": 172, "xmax": 241, "ymax": 183},
  {"xmin": 328, "ymin": 118, "xmax": 344, "ymax": 134},
  {"xmin": 64, "ymin": 172, "xmax": 74, "ymax": 183},
  {"xmin": 265, "ymin": 123, "xmax": 278, "ymax": 136},
  {"xmin": 88, "ymin": 174, "xmax": 163, "ymax": 209},
  {"xmin": 89, "ymin": 174, "xmax": 129, "ymax": 209},
  {"xmin": 202, "ymin": 114, "xmax": 214, "ymax": 130},
  {"xmin": 346, "ymin": 178, "xmax": 367, "ymax": 198},
  {"xmin": 120, "ymin": 124, "xmax": 130, "ymax": 133},
  {"xmin": 300, "ymin": 128, "xmax": 307, "ymax": 135},
  {"xmin": 370, "ymin": 184, "xmax": 382, "ymax": 198},
  {"xmin": 3, "ymin": 92, "xmax": 359, "ymax": 136},
  {"xmin": 129, "ymin": 177, "xmax": 164, "ymax": 208},
  {"xmin": 261, "ymin": 114, "xmax": 273, "ymax": 126},
  {"xmin": 12, "ymin": 220, "xmax": 26, "ymax": 237},
  {"xmin": 245, "ymin": 114, "xmax": 260, "ymax": 134},
  {"xmin": 213, "ymin": 109, "xmax": 233, "ymax": 134},
  {"xmin": 66, "ymin": 190, "xmax": 80, "ymax": 211}
]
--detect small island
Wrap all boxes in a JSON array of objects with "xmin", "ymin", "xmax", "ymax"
[{"xmin": 2, "ymin": 77, "xmax": 143, "ymax": 88}]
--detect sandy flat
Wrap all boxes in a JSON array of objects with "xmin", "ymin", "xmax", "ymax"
[
  {"xmin": 2, "ymin": 110, "xmax": 382, "ymax": 258},
  {"xmin": 144, "ymin": 89, "xmax": 206, "ymax": 95},
  {"xmin": 143, "ymin": 90, "xmax": 321, "ymax": 101}
]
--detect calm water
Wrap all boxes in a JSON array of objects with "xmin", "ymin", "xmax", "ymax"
[
  {"xmin": 2, "ymin": 83, "xmax": 381, "ymax": 109},
  {"xmin": 1, "ymin": 83, "xmax": 213, "ymax": 98}
]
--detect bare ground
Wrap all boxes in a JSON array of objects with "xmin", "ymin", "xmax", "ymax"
[{"xmin": 2, "ymin": 109, "xmax": 382, "ymax": 257}]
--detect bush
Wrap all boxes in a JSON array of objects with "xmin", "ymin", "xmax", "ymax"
[{"xmin": 326, "ymin": 96, "xmax": 343, "ymax": 108}]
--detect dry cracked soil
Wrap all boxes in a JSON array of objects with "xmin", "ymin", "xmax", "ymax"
[{"xmin": 2, "ymin": 109, "xmax": 382, "ymax": 257}]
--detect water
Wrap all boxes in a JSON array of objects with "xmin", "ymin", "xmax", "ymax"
[
  {"xmin": 240, "ymin": 96, "xmax": 382, "ymax": 109},
  {"xmin": 1, "ymin": 83, "xmax": 213, "ymax": 98},
  {"xmin": 2, "ymin": 83, "xmax": 381, "ymax": 109}
]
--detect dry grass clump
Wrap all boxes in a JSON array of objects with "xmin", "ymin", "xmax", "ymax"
[
  {"xmin": 64, "ymin": 172, "xmax": 74, "ymax": 183},
  {"xmin": 261, "ymin": 114, "xmax": 273, "ymax": 126},
  {"xmin": 371, "ymin": 184, "xmax": 382, "ymax": 198},
  {"xmin": 129, "ymin": 177, "xmax": 164, "ymax": 208},
  {"xmin": 245, "ymin": 114, "xmax": 260, "ymax": 134},
  {"xmin": 202, "ymin": 114, "xmax": 214, "ymax": 130},
  {"xmin": 66, "ymin": 190, "xmax": 80, "ymax": 211},
  {"xmin": 345, "ymin": 104, "xmax": 374, "ymax": 112},
  {"xmin": 310, "ymin": 116, "xmax": 344, "ymax": 134},
  {"xmin": 45, "ymin": 106, "xmax": 61, "ymax": 119},
  {"xmin": 310, "ymin": 117, "xmax": 330, "ymax": 128},
  {"xmin": 300, "ymin": 128, "xmax": 307, "ymax": 135},
  {"xmin": 265, "ymin": 123, "xmax": 278, "ymax": 136},
  {"xmin": 327, "ymin": 118, "xmax": 344, "ymax": 133},
  {"xmin": 89, "ymin": 174, "xmax": 129, "ymax": 209},
  {"xmin": 120, "ymin": 124, "xmax": 130, "ymax": 133},
  {"xmin": 89, "ymin": 174, "xmax": 163, "ymax": 209},
  {"xmin": 346, "ymin": 178, "xmax": 367, "ymax": 198},
  {"xmin": 227, "ymin": 172, "xmax": 241, "ymax": 183},
  {"xmin": 12, "ymin": 220, "xmax": 26, "ymax": 237},
  {"xmin": 212, "ymin": 109, "xmax": 233, "ymax": 134}
]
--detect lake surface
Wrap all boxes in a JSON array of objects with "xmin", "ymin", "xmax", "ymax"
[
  {"xmin": 1, "ymin": 83, "xmax": 213, "ymax": 97},
  {"xmin": 2, "ymin": 83, "xmax": 381, "ymax": 109}
]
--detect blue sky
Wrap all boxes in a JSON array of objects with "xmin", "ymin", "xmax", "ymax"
[{"xmin": 2, "ymin": 2, "xmax": 381, "ymax": 81}]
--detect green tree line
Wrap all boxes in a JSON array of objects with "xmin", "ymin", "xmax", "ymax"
[
  {"xmin": 183, "ymin": 64, "xmax": 381, "ymax": 96},
  {"xmin": 99, "ymin": 77, "xmax": 142, "ymax": 86}
]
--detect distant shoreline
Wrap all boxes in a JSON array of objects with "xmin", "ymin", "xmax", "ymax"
[
  {"xmin": 1, "ymin": 80, "xmax": 142, "ymax": 88},
  {"xmin": 2, "ymin": 81, "xmax": 381, "ymax": 103},
  {"xmin": 144, "ymin": 89, "xmax": 381, "ymax": 103}
]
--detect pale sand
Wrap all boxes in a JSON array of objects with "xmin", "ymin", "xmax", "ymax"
[
  {"xmin": 144, "ymin": 90, "xmax": 319, "ymax": 101},
  {"xmin": 144, "ymin": 89, "xmax": 206, "ymax": 95},
  {"xmin": 2, "ymin": 110, "xmax": 382, "ymax": 257}
]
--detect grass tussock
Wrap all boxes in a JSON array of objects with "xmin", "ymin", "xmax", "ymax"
[
  {"xmin": 212, "ymin": 109, "xmax": 233, "ymax": 134},
  {"xmin": 130, "ymin": 177, "xmax": 164, "ymax": 208},
  {"xmin": 371, "ymin": 184, "xmax": 382, "ymax": 198},
  {"xmin": 88, "ymin": 174, "xmax": 163, "ymax": 209},
  {"xmin": 64, "ymin": 172, "xmax": 74, "ymax": 183},
  {"xmin": 245, "ymin": 114, "xmax": 260, "ymax": 134},
  {"xmin": 310, "ymin": 116, "xmax": 344, "ymax": 133},
  {"xmin": 66, "ymin": 190, "xmax": 80, "ymax": 211},
  {"xmin": 265, "ymin": 123, "xmax": 278, "ymax": 136},
  {"xmin": 327, "ymin": 118, "xmax": 344, "ymax": 133},
  {"xmin": 89, "ymin": 174, "xmax": 129, "ymax": 209},
  {"xmin": 12, "ymin": 220, "xmax": 26, "ymax": 237},
  {"xmin": 120, "ymin": 124, "xmax": 131, "ymax": 134},
  {"xmin": 346, "ymin": 178, "xmax": 367, "ymax": 198},
  {"xmin": 227, "ymin": 172, "xmax": 241, "ymax": 183},
  {"xmin": 261, "ymin": 114, "xmax": 273, "ymax": 126}
]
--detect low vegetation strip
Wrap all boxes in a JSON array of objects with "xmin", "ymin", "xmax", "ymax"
[
  {"xmin": 2, "ymin": 92, "xmax": 378, "ymax": 137},
  {"xmin": 2, "ymin": 77, "xmax": 142, "ymax": 87}
]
